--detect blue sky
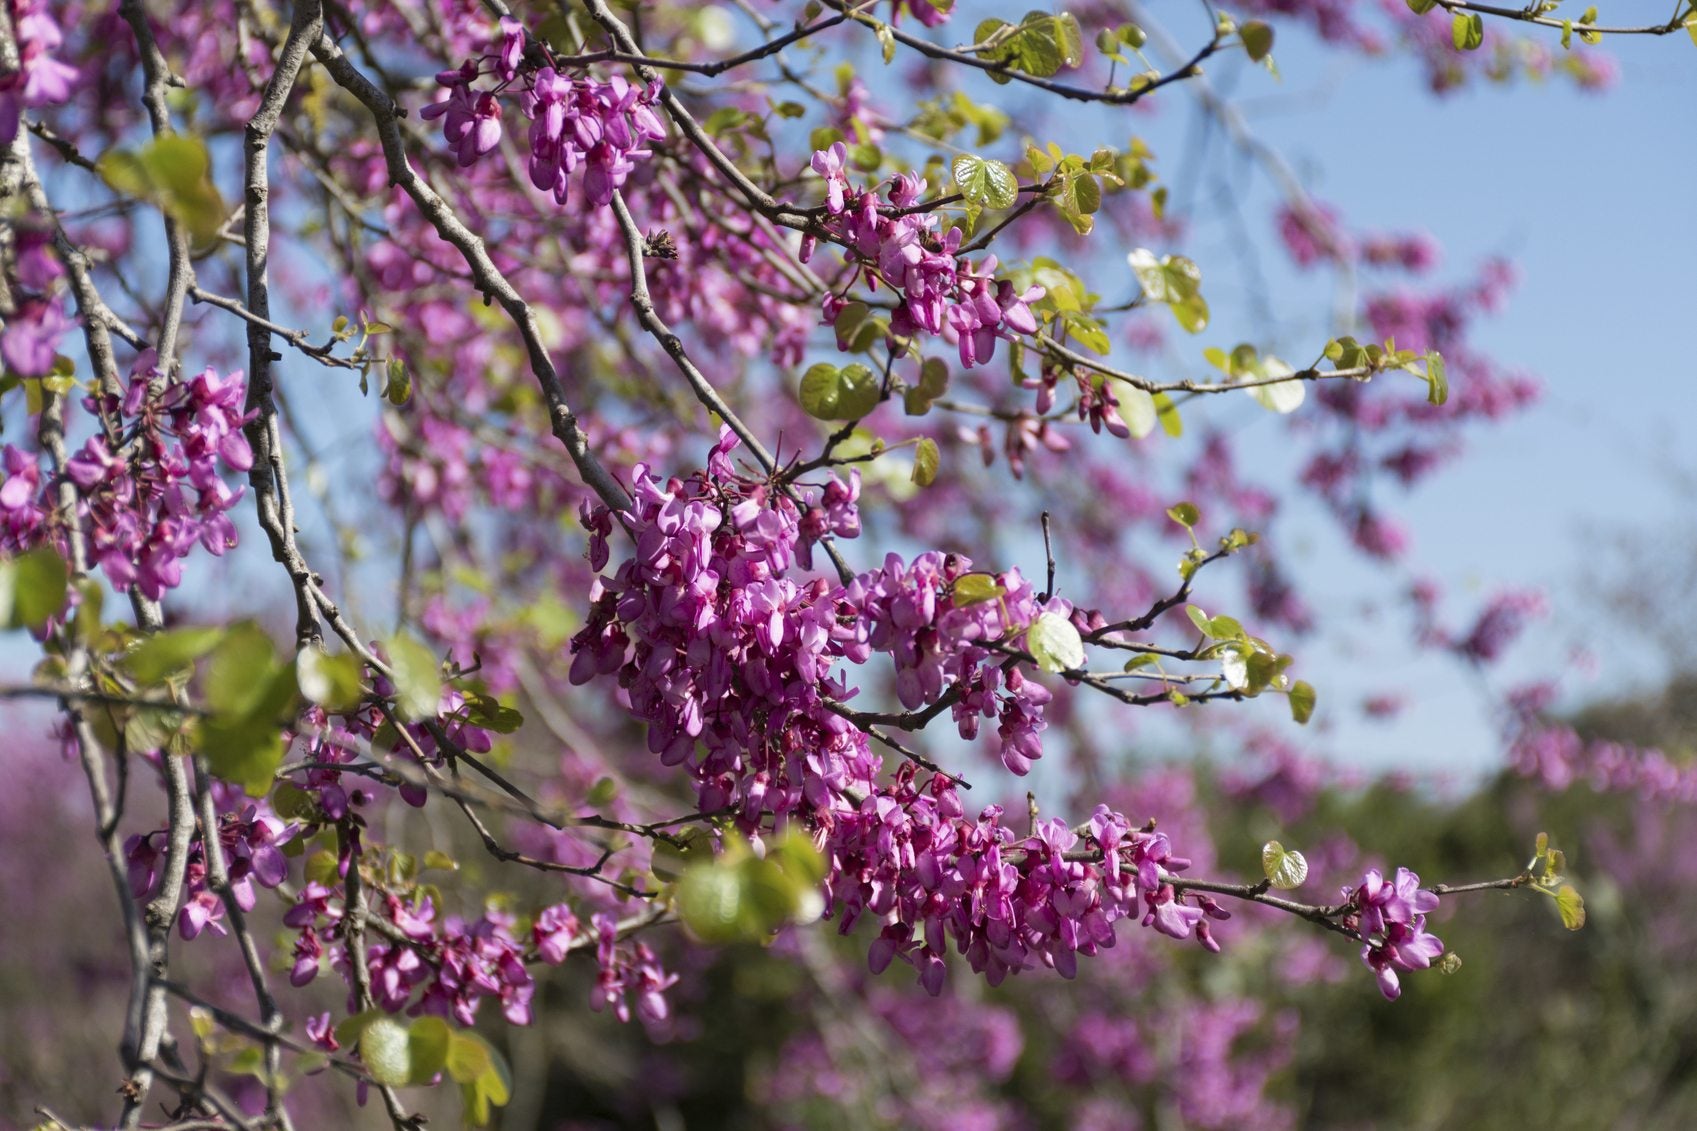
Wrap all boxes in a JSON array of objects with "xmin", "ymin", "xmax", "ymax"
[{"xmin": 1082, "ymin": 12, "xmax": 1697, "ymax": 774}]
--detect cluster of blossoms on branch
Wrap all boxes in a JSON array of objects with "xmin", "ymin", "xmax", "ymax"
[
  {"xmin": 423, "ymin": 16, "xmax": 665, "ymax": 206},
  {"xmin": 286, "ymin": 882, "xmax": 676, "ymax": 1035},
  {"xmin": 835, "ymin": 766, "xmax": 1228, "ymax": 992},
  {"xmin": 836, "ymin": 548, "xmax": 1055, "ymax": 775},
  {"xmin": 126, "ymin": 798, "xmax": 295, "ymax": 940},
  {"xmin": 0, "ymin": 218, "xmax": 71, "ymax": 377},
  {"xmin": 1345, "ymin": 866, "xmax": 1445, "ymax": 1000},
  {"xmin": 569, "ymin": 427, "xmax": 879, "ymax": 819},
  {"xmin": 1, "ymin": 355, "xmax": 250, "ymax": 601},
  {"xmin": 0, "ymin": 0, "xmax": 75, "ymax": 145},
  {"xmin": 807, "ymin": 143, "xmax": 1045, "ymax": 369},
  {"xmin": 568, "ymin": 430, "xmax": 1249, "ymax": 993}
]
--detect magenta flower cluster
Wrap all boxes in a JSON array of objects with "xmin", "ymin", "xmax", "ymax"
[
  {"xmin": 125, "ymin": 803, "xmax": 296, "ymax": 941},
  {"xmin": 805, "ymin": 143, "xmax": 1044, "ymax": 369},
  {"xmin": 834, "ymin": 549, "xmax": 1056, "ymax": 775},
  {"xmin": 569, "ymin": 432, "xmax": 1238, "ymax": 994},
  {"xmin": 569, "ymin": 428, "xmax": 876, "ymax": 820},
  {"xmin": 285, "ymin": 883, "xmax": 676, "ymax": 1030},
  {"xmin": 588, "ymin": 911, "xmax": 679, "ymax": 1025},
  {"xmin": 888, "ymin": 0, "xmax": 953, "ymax": 27},
  {"xmin": 423, "ymin": 16, "xmax": 665, "ymax": 206},
  {"xmin": 1345, "ymin": 867, "xmax": 1444, "ymax": 1000},
  {"xmin": 0, "ymin": 0, "xmax": 77, "ymax": 145},
  {"xmin": 0, "ymin": 226, "xmax": 70, "ymax": 378},
  {"xmin": 830, "ymin": 767, "xmax": 1227, "ymax": 994},
  {"xmin": 1, "ymin": 357, "xmax": 251, "ymax": 602}
]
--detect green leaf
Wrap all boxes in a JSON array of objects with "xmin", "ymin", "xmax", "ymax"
[
  {"xmin": 676, "ymin": 858, "xmax": 750, "ymax": 944},
  {"xmin": 982, "ymin": 11, "xmax": 1085, "ymax": 80},
  {"xmin": 1247, "ymin": 356, "xmax": 1305, "ymax": 414},
  {"xmin": 447, "ymin": 1032, "xmax": 511, "ymax": 1127},
  {"xmin": 384, "ymin": 358, "xmax": 411, "ymax": 406},
  {"xmin": 1261, "ymin": 841, "xmax": 1310, "ymax": 890},
  {"xmin": 951, "ymin": 573, "xmax": 1005, "ymax": 607},
  {"xmin": 1120, "ymin": 386, "xmax": 1158, "ymax": 439},
  {"xmin": 1209, "ymin": 614, "xmax": 1245, "ymax": 639},
  {"xmin": 1027, "ymin": 610, "xmax": 1085, "ymax": 673},
  {"xmin": 650, "ymin": 825, "xmax": 713, "ymax": 883},
  {"xmin": 951, "ymin": 154, "xmax": 1019, "ymax": 209},
  {"xmin": 799, "ymin": 362, "xmax": 881, "ymax": 421},
  {"xmin": 918, "ymin": 357, "xmax": 949, "ymax": 396},
  {"xmin": 96, "ymin": 133, "xmax": 230, "ymax": 250},
  {"xmin": 465, "ymin": 693, "xmax": 524, "ymax": 733},
  {"xmin": 1153, "ymin": 392, "xmax": 1183, "ymax": 437},
  {"xmin": 1577, "ymin": 6, "xmax": 1602, "ymax": 43},
  {"xmin": 911, "ymin": 437, "xmax": 940, "ymax": 487},
  {"xmin": 586, "ymin": 775, "xmax": 619, "ymax": 807},
  {"xmin": 1169, "ymin": 294, "xmax": 1208, "ymax": 333},
  {"xmin": 385, "ymin": 634, "xmax": 442, "ymax": 722},
  {"xmin": 358, "ymin": 1017, "xmax": 413, "ymax": 1087},
  {"xmin": 907, "ymin": 357, "xmax": 949, "ymax": 415},
  {"xmin": 270, "ymin": 781, "xmax": 318, "ymax": 822},
  {"xmin": 295, "ymin": 648, "xmax": 365, "ymax": 712},
  {"xmin": 1240, "ymin": 20, "xmax": 1274, "ymax": 61},
  {"xmin": 771, "ymin": 827, "xmax": 828, "ymax": 887},
  {"xmin": 1555, "ymin": 884, "xmax": 1586, "ymax": 930},
  {"xmin": 125, "ymin": 704, "xmax": 189, "ymax": 756},
  {"xmin": 200, "ymin": 661, "xmax": 297, "ymax": 794},
  {"xmin": 1127, "ymin": 248, "xmax": 1166, "ymax": 299},
  {"xmin": 1288, "ymin": 680, "xmax": 1317, "ymax": 725},
  {"xmin": 71, "ymin": 577, "xmax": 104, "ymax": 645},
  {"xmin": 1405, "ymin": 0, "xmax": 1436, "ymax": 12},
  {"xmin": 876, "ymin": 22, "xmax": 896, "ymax": 64},
  {"xmin": 1166, "ymin": 502, "xmax": 1199, "ymax": 528},
  {"xmin": 334, "ymin": 1010, "xmax": 382, "ymax": 1050},
  {"xmin": 406, "ymin": 1016, "xmax": 452, "ymax": 1085},
  {"xmin": 1452, "ymin": 11, "xmax": 1484, "ymax": 50},
  {"xmin": 0, "ymin": 546, "xmax": 69, "ymax": 629},
  {"xmin": 1127, "ymin": 250, "xmax": 1208, "ymax": 332},
  {"xmin": 205, "ymin": 623, "xmax": 280, "ymax": 717},
  {"xmin": 445, "ymin": 1030, "xmax": 494, "ymax": 1084},
  {"xmin": 1424, "ymin": 352, "xmax": 1448, "ymax": 406},
  {"xmin": 809, "ymin": 125, "xmax": 846, "ymax": 152},
  {"xmin": 1243, "ymin": 650, "xmax": 1278, "ymax": 693}
]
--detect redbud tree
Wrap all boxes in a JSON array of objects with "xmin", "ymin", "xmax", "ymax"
[{"xmin": 1, "ymin": 0, "xmax": 1690, "ymax": 1127}]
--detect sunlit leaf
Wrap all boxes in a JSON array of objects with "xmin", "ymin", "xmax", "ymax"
[
  {"xmin": 1261, "ymin": 840, "xmax": 1310, "ymax": 890},
  {"xmin": 1027, "ymin": 610, "xmax": 1085, "ymax": 673},
  {"xmin": 385, "ymin": 634, "xmax": 442, "ymax": 722},
  {"xmin": 0, "ymin": 546, "xmax": 68, "ymax": 630}
]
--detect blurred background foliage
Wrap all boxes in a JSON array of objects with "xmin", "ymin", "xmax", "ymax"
[{"xmin": 9, "ymin": 663, "xmax": 1694, "ymax": 1129}]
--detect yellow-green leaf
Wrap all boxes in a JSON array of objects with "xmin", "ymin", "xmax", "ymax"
[
  {"xmin": 911, "ymin": 437, "xmax": 940, "ymax": 487},
  {"xmin": 358, "ymin": 1017, "xmax": 413, "ymax": 1087},
  {"xmin": 1027, "ymin": 610, "xmax": 1084, "ymax": 673},
  {"xmin": 1556, "ymin": 884, "xmax": 1586, "ymax": 930},
  {"xmin": 1288, "ymin": 680, "xmax": 1317, "ymax": 724},
  {"xmin": 0, "ymin": 545, "xmax": 69, "ymax": 629},
  {"xmin": 385, "ymin": 633, "xmax": 442, "ymax": 721},
  {"xmin": 1261, "ymin": 840, "xmax": 1310, "ymax": 890}
]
